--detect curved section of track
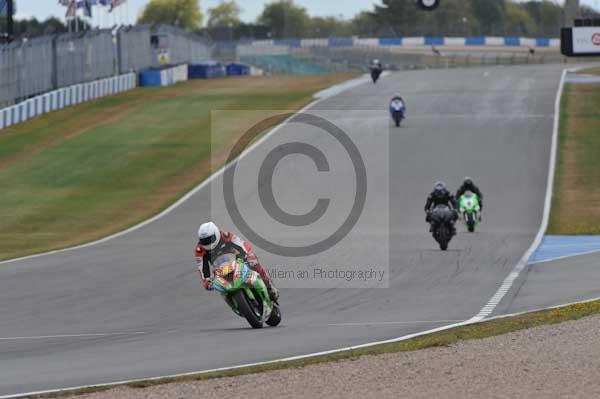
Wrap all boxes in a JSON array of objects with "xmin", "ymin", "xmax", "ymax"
[{"xmin": 0, "ymin": 65, "xmax": 565, "ymax": 396}]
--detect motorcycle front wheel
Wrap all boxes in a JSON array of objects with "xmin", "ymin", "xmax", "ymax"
[
  {"xmin": 233, "ymin": 290, "xmax": 264, "ymax": 329},
  {"xmin": 466, "ymin": 213, "xmax": 476, "ymax": 233},
  {"xmin": 436, "ymin": 226, "xmax": 450, "ymax": 251}
]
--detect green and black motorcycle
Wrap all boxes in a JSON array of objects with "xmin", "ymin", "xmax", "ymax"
[
  {"xmin": 210, "ymin": 254, "xmax": 281, "ymax": 329},
  {"xmin": 459, "ymin": 191, "xmax": 481, "ymax": 233}
]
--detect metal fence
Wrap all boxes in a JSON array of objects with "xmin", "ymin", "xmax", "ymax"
[
  {"xmin": 151, "ymin": 25, "xmax": 211, "ymax": 66},
  {"xmin": 117, "ymin": 25, "xmax": 152, "ymax": 74},
  {"xmin": 0, "ymin": 25, "xmax": 211, "ymax": 107},
  {"xmin": 0, "ymin": 35, "xmax": 54, "ymax": 107},
  {"xmin": 54, "ymin": 30, "xmax": 115, "ymax": 89}
]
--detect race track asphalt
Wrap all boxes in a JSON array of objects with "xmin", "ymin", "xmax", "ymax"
[{"xmin": 0, "ymin": 65, "xmax": 568, "ymax": 396}]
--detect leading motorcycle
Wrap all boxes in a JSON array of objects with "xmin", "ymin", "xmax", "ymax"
[{"xmin": 211, "ymin": 253, "xmax": 281, "ymax": 329}]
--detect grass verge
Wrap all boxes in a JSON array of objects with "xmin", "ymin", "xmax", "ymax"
[
  {"xmin": 547, "ymin": 70, "xmax": 600, "ymax": 234},
  {"xmin": 0, "ymin": 74, "xmax": 356, "ymax": 261},
  {"xmin": 31, "ymin": 298, "xmax": 600, "ymax": 398}
]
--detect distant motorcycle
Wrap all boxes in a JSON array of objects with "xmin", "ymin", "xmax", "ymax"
[
  {"xmin": 390, "ymin": 99, "xmax": 406, "ymax": 127},
  {"xmin": 459, "ymin": 191, "xmax": 481, "ymax": 233},
  {"xmin": 429, "ymin": 205, "xmax": 457, "ymax": 251},
  {"xmin": 371, "ymin": 67, "xmax": 382, "ymax": 83},
  {"xmin": 210, "ymin": 253, "xmax": 281, "ymax": 329}
]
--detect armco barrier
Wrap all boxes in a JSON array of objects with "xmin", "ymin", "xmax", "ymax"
[
  {"xmin": 228, "ymin": 36, "xmax": 561, "ymax": 54},
  {"xmin": 188, "ymin": 62, "xmax": 226, "ymax": 79},
  {"xmin": 0, "ymin": 73, "xmax": 136, "ymax": 131},
  {"xmin": 226, "ymin": 63, "xmax": 250, "ymax": 76},
  {"xmin": 139, "ymin": 64, "xmax": 189, "ymax": 87}
]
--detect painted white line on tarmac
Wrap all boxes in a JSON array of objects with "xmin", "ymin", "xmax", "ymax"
[
  {"xmin": 0, "ymin": 332, "xmax": 146, "ymax": 341},
  {"xmin": 324, "ymin": 320, "xmax": 464, "ymax": 327}
]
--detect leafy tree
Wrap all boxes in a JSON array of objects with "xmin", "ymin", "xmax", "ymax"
[
  {"xmin": 138, "ymin": 0, "xmax": 203, "ymax": 31},
  {"xmin": 505, "ymin": 1, "xmax": 536, "ymax": 36},
  {"xmin": 523, "ymin": 0, "xmax": 563, "ymax": 37},
  {"xmin": 0, "ymin": 17, "xmax": 72, "ymax": 39},
  {"xmin": 207, "ymin": 1, "xmax": 241, "ymax": 28},
  {"xmin": 307, "ymin": 16, "xmax": 352, "ymax": 38},
  {"xmin": 421, "ymin": 0, "xmax": 477, "ymax": 36},
  {"xmin": 351, "ymin": 11, "xmax": 379, "ymax": 37},
  {"xmin": 371, "ymin": 0, "xmax": 424, "ymax": 36},
  {"xmin": 257, "ymin": 0, "xmax": 310, "ymax": 39},
  {"xmin": 470, "ymin": 0, "xmax": 506, "ymax": 35}
]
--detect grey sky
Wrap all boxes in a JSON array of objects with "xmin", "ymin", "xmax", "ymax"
[
  {"xmin": 15, "ymin": 0, "xmax": 380, "ymax": 22},
  {"xmin": 14, "ymin": 0, "xmax": 600, "ymax": 24}
]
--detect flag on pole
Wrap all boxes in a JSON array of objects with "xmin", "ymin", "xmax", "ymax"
[
  {"xmin": 1, "ymin": 0, "xmax": 16, "ymax": 16},
  {"xmin": 109, "ymin": 0, "xmax": 126, "ymax": 13},
  {"xmin": 65, "ymin": 0, "xmax": 77, "ymax": 18},
  {"xmin": 78, "ymin": 0, "xmax": 93, "ymax": 17}
]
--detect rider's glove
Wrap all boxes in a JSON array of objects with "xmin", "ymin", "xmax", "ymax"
[
  {"xmin": 246, "ymin": 253, "xmax": 258, "ymax": 267},
  {"xmin": 202, "ymin": 278, "xmax": 213, "ymax": 291}
]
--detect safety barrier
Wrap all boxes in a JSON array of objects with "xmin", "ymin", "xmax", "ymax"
[
  {"xmin": 188, "ymin": 62, "xmax": 226, "ymax": 79},
  {"xmin": 139, "ymin": 64, "xmax": 189, "ymax": 87},
  {"xmin": 219, "ymin": 36, "xmax": 560, "ymax": 51},
  {"xmin": 0, "ymin": 73, "xmax": 137, "ymax": 131}
]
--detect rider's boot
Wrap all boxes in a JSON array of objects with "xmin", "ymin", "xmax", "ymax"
[
  {"xmin": 266, "ymin": 281, "xmax": 279, "ymax": 302},
  {"xmin": 253, "ymin": 262, "xmax": 279, "ymax": 301}
]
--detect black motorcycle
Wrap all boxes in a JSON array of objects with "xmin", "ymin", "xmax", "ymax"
[
  {"xmin": 429, "ymin": 205, "xmax": 456, "ymax": 251},
  {"xmin": 371, "ymin": 67, "xmax": 382, "ymax": 83}
]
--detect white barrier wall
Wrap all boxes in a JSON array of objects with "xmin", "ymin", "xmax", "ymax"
[
  {"xmin": 161, "ymin": 64, "xmax": 188, "ymax": 86},
  {"xmin": 0, "ymin": 73, "xmax": 137, "ymax": 131},
  {"xmin": 444, "ymin": 37, "xmax": 467, "ymax": 46}
]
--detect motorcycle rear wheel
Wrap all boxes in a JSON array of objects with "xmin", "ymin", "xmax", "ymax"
[{"xmin": 266, "ymin": 304, "xmax": 282, "ymax": 327}]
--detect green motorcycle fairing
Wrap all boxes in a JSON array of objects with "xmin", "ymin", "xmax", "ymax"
[
  {"xmin": 459, "ymin": 191, "xmax": 480, "ymax": 224},
  {"xmin": 211, "ymin": 255, "xmax": 273, "ymax": 320}
]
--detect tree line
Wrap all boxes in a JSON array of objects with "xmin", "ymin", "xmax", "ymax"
[
  {"xmin": 4, "ymin": 0, "xmax": 599, "ymax": 42},
  {"xmin": 136, "ymin": 0, "xmax": 599, "ymax": 40}
]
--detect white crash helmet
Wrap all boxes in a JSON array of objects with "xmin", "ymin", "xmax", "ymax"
[{"xmin": 197, "ymin": 222, "xmax": 221, "ymax": 251}]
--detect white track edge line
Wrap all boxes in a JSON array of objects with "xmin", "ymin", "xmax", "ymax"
[
  {"xmin": 470, "ymin": 67, "xmax": 573, "ymax": 322},
  {"xmin": 5, "ymin": 295, "xmax": 600, "ymax": 399}
]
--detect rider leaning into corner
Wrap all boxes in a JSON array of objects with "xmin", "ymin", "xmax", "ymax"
[
  {"xmin": 424, "ymin": 181, "xmax": 459, "ymax": 235},
  {"xmin": 456, "ymin": 177, "xmax": 484, "ymax": 211},
  {"xmin": 196, "ymin": 222, "xmax": 279, "ymax": 301}
]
